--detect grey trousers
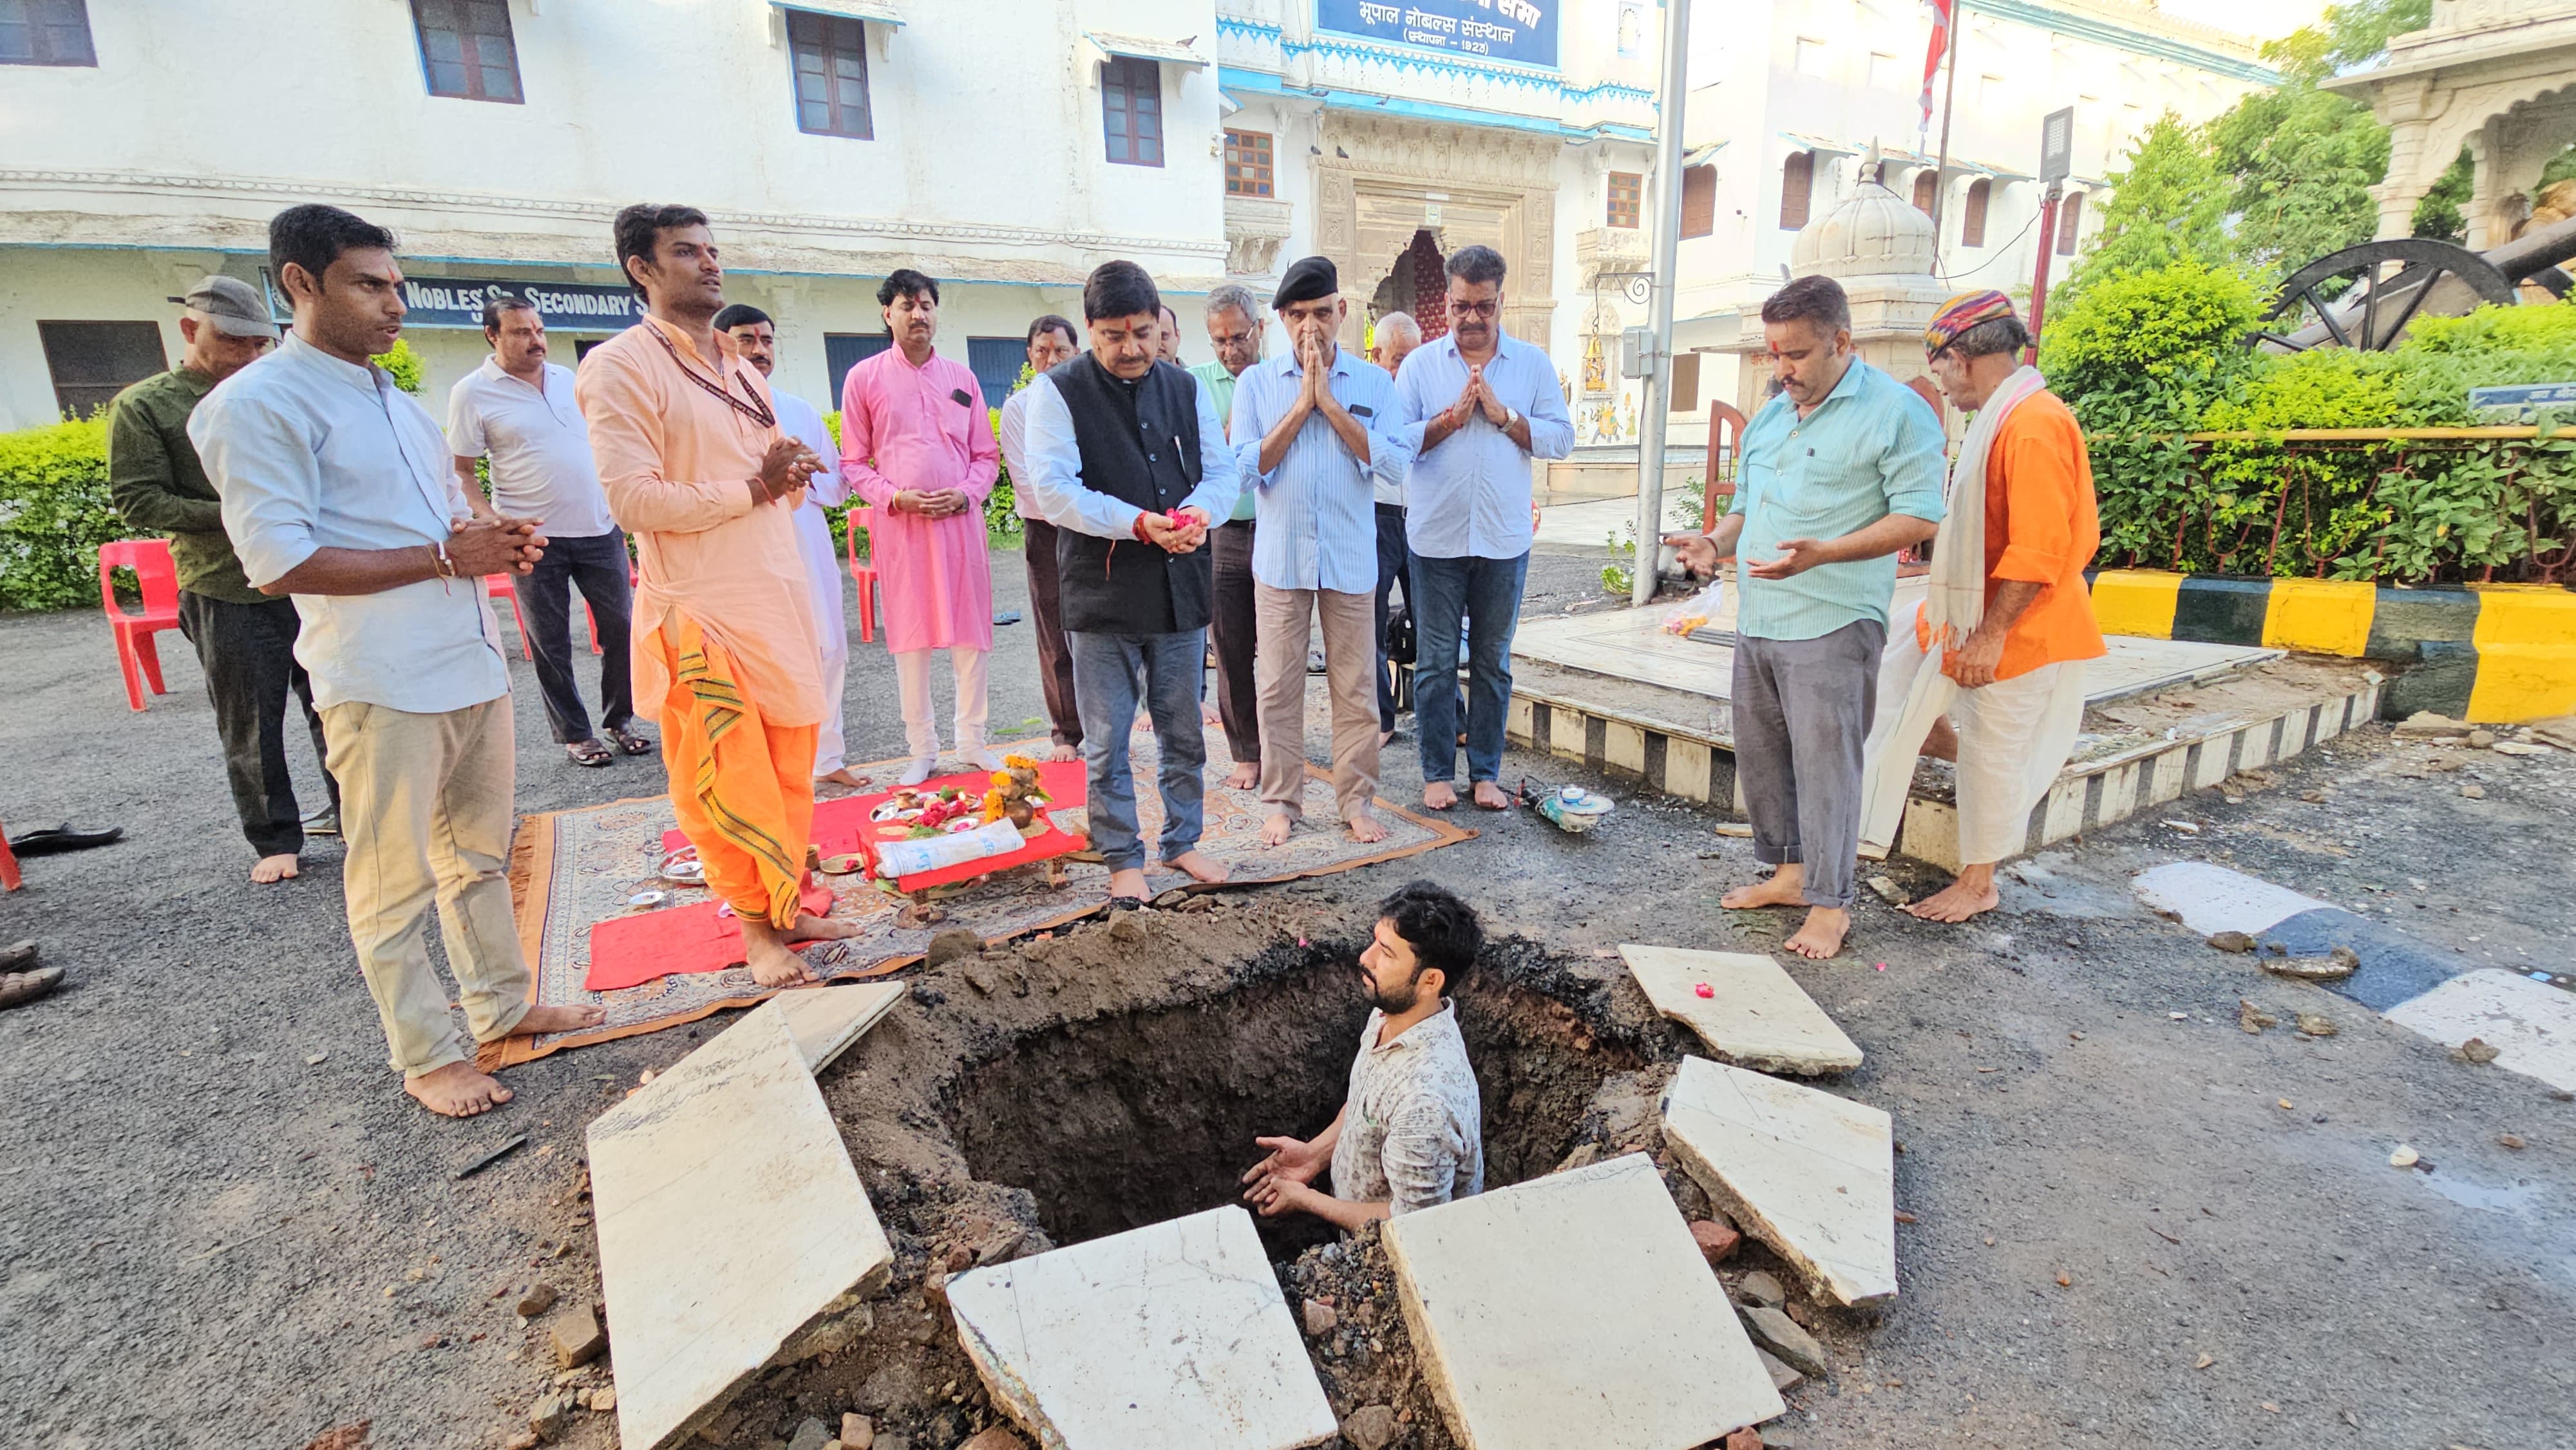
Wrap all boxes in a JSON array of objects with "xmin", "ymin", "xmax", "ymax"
[{"xmin": 1732, "ymin": 618, "xmax": 1884, "ymax": 909}]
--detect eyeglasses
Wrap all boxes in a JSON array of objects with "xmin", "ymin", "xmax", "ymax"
[{"xmin": 1448, "ymin": 299, "xmax": 1500, "ymax": 319}]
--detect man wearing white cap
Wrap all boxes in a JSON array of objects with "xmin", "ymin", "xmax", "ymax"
[{"xmin": 110, "ymin": 276, "xmax": 341, "ymax": 886}]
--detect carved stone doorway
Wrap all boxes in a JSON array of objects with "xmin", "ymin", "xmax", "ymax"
[
  {"xmin": 1365, "ymin": 229, "xmax": 1450, "ymax": 344},
  {"xmin": 1312, "ymin": 113, "xmax": 1558, "ymax": 353}
]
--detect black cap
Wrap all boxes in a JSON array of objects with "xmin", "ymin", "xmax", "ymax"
[{"xmin": 1272, "ymin": 256, "xmax": 1339, "ymax": 310}]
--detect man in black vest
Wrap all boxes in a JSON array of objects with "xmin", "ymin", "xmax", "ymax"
[{"xmin": 1019, "ymin": 261, "xmax": 1242, "ymax": 904}]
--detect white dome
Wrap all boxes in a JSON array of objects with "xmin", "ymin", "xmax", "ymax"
[{"xmin": 1790, "ymin": 181, "xmax": 1937, "ymax": 281}]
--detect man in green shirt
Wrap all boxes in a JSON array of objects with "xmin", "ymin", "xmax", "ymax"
[
  {"xmin": 109, "ymin": 276, "xmax": 338, "ymax": 885},
  {"xmin": 1189, "ymin": 283, "xmax": 1266, "ymax": 789}
]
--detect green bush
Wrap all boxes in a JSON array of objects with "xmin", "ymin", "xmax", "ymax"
[
  {"xmin": 819, "ymin": 406, "xmax": 1021, "ymax": 563},
  {"xmin": 0, "ymin": 417, "xmax": 120, "ymax": 612},
  {"xmin": 2050, "ymin": 267, "xmax": 2576, "ymax": 583},
  {"xmin": 371, "ymin": 338, "xmax": 424, "ymax": 395}
]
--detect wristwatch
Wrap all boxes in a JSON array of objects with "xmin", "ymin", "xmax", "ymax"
[{"xmin": 1505, "ymin": 406, "xmax": 1522, "ymax": 432}]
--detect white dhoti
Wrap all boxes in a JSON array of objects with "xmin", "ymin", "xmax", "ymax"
[
  {"xmin": 793, "ymin": 499, "xmax": 851, "ymax": 777},
  {"xmin": 1859, "ymin": 601, "xmax": 2090, "ymax": 865}
]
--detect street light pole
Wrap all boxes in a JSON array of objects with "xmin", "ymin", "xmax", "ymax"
[{"xmin": 1630, "ymin": 0, "xmax": 1692, "ymax": 608}]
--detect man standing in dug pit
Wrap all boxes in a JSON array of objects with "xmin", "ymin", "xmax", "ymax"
[{"xmin": 1242, "ymin": 880, "xmax": 1485, "ymax": 1227}]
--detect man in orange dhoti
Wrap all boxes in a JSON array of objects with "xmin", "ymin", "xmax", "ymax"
[{"xmin": 575, "ymin": 203, "xmax": 861, "ymax": 986}]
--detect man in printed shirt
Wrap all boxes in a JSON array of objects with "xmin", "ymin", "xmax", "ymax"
[
  {"xmin": 1392, "ymin": 245, "xmax": 1575, "ymax": 812},
  {"xmin": 577, "ymin": 203, "xmax": 860, "ymax": 989},
  {"xmin": 996, "ymin": 314, "xmax": 1084, "ymax": 761},
  {"xmin": 1674, "ymin": 275, "xmax": 1945, "ymax": 961},
  {"xmin": 1243, "ymin": 880, "xmax": 1484, "ymax": 1227},
  {"xmin": 195, "ymin": 205, "xmax": 602, "ymax": 1118},
  {"xmin": 1860, "ymin": 291, "xmax": 2105, "ymax": 923},
  {"xmin": 712, "ymin": 302, "xmax": 865, "ymax": 789},
  {"xmin": 839, "ymin": 268, "xmax": 1003, "ymax": 787},
  {"xmin": 1230, "ymin": 257, "xmax": 1407, "ymax": 847},
  {"xmin": 108, "ymin": 274, "xmax": 339, "ymax": 887},
  {"xmin": 1189, "ymin": 284, "xmax": 1268, "ymax": 791}
]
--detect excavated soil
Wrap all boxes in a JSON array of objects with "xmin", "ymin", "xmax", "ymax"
[{"xmin": 679, "ymin": 893, "xmax": 1790, "ymax": 1450}]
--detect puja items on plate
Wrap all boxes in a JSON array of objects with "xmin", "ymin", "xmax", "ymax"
[{"xmin": 980, "ymin": 753, "xmax": 1053, "ymax": 831}]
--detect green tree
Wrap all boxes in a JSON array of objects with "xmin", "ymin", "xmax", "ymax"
[
  {"xmin": 2207, "ymin": 76, "xmax": 2390, "ymax": 285},
  {"xmin": 2058, "ymin": 114, "xmax": 2233, "ymax": 306},
  {"xmin": 2410, "ymin": 148, "xmax": 2474, "ymax": 243},
  {"xmin": 2322, "ymin": 0, "xmax": 2432, "ymax": 70}
]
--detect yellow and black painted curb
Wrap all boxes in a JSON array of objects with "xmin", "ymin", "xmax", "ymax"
[{"xmin": 2087, "ymin": 570, "xmax": 2576, "ymax": 724}]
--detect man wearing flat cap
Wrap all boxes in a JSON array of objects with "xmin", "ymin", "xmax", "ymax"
[
  {"xmin": 110, "ymin": 275, "xmax": 343, "ymax": 887},
  {"xmin": 1858, "ymin": 290, "xmax": 2104, "ymax": 924},
  {"xmin": 1229, "ymin": 256, "xmax": 1409, "ymax": 845}
]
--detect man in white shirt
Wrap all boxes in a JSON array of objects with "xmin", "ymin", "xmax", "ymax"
[
  {"xmin": 447, "ymin": 294, "xmax": 646, "ymax": 770},
  {"xmin": 194, "ymin": 205, "xmax": 604, "ymax": 1120},
  {"xmin": 712, "ymin": 303, "xmax": 866, "ymax": 788},
  {"xmin": 996, "ymin": 314, "xmax": 1083, "ymax": 761}
]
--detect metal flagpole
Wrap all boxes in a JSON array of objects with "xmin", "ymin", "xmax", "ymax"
[
  {"xmin": 1927, "ymin": 1, "xmax": 1964, "ymax": 276},
  {"xmin": 1630, "ymin": 0, "xmax": 1692, "ymax": 608}
]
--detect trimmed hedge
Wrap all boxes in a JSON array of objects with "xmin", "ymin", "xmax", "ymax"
[{"xmin": 0, "ymin": 418, "xmax": 119, "ymax": 612}]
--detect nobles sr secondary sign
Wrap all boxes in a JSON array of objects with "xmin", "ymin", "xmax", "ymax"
[{"xmin": 260, "ymin": 270, "xmax": 648, "ymax": 332}]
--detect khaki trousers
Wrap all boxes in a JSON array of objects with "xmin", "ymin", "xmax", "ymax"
[
  {"xmin": 321, "ymin": 696, "xmax": 532, "ymax": 1078},
  {"xmin": 1254, "ymin": 581, "xmax": 1382, "ymax": 824}
]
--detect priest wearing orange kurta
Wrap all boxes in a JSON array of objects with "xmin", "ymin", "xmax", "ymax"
[{"xmin": 576, "ymin": 203, "xmax": 860, "ymax": 986}]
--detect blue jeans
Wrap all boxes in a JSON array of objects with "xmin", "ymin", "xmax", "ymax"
[
  {"xmin": 516, "ymin": 529, "xmax": 634, "ymax": 744},
  {"xmin": 1068, "ymin": 628, "xmax": 1208, "ymax": 872},
  {"xmin": 1408, "ymin": 551, "xmax": 1529, "ymax": 786}
]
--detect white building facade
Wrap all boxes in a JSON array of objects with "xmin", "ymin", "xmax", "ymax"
[
  {"xmin": 1671, "ymin": 0, "xmax": 2278, "ymax": 428},
  {"xmin": 0, "ymin": 0, "xmax": 1230, "ymax": 429}
]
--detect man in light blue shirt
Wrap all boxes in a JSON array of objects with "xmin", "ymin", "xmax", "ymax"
[
  {"xmin": 1675, "ymin": 274, "xmax": 1944, "ymax": 961},
  {"xmin": 194, "ymin": 204, "xmax": 605, "ymax": 1118},
  {"xmin": 1393, "ymin": 245, "xmax": 1575, "ymax": 811},
  {"xmin": 1231, "ymin": 257, "xmax": 1409, "ymax": 847}
]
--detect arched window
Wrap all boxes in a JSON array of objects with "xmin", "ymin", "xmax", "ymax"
[
  {"xmin": 1961, "ymin": 179, "xmax": 1991, "ymax": 247},
  {"xmin": 1780, "ymin": 151, "xmax": 1814, "ymax": 230},
  {"xmin": 1911, "ymin": 169, "xmax": 1937, "ymax": 214},
  {"xmin": 2056, "ymin": 191, "xmax": 2083, "ymax": 254}
]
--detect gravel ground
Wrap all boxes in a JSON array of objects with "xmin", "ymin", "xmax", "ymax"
[{"xmin": 2, "ymin": 541, "xmax": 2570, "ymax": 1449}]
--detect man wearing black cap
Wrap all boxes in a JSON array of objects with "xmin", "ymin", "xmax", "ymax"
[
  {"xmin": 110, "ymin": 276, "xmax": 342, "ymax": 887},
  {"xmin": 1228, "ymin": 256, "xmax": 1408, "ymax": 847},
  {"xmin": 1018, "ymin": 262, "xmax": 1242, "ymax": 904}
]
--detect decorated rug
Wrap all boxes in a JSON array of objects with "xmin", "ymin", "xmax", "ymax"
[{"xmin": 481, "ymin": 725, "xmax": 1475, "ymax": 1068}]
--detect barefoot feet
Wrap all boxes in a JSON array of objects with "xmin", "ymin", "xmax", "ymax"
[
  {"xmin": 1421, "ymin": 780, "xmax": 1459, "ymax": 809},
  {"xmin": 1904, "ymin": 865, "xmax": 2001, "ymax": 923},
  {"xmin": 406, "ymin": 1060, "xmax": 513, "ymax": 1118},
  {"xmin": 251, "ymin": 852, "xmax": 301, "ymax": 885},
  {"xmin": 512, "ymin": 1003, "xmax": 607, "ymax": 1037},
  {"xmin": 1166, "ymin": 850, "xmax": 1231, "ymax": 885},
  {"xmin": 1345, "ymin": 810, "xmax": 1389, "ymax": 844},
  {"xmin": 740, "ymin": 916, "xmax": 822, "ymax": 988},
  {"xmin": 1720, "ymin": 863, "xmax": 1807, "ymax": 910},
  {"xmin": 1472, "ymin": 780, "xmax": 1512, "ymax": 811},
  {"xmin": 1224, "ymin": 762, "xmax": 1260, "ymax": 791},
  {"xmin": 818, "ymin": 767, "xmax": 871, "ymax": 789},
  {"xmin": 1108, "ymin": 866, "xmax": 1151, "ymax": 902},
  {"xmin": 1260, "ymin": 813, "xmax": 1294, "ymax": 847},
  {"xmin": 1048, "ymin": 742, "xmax": 1081, "ymax": 763},
  {"xmin": 1784, "ymin": 906, "xmax": 1851, "ymax": 960}
]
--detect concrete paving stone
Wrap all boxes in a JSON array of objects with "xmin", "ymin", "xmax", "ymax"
[
  {"xmin": 2132, "ymin": 860, "xmax": 2322, "ymax": 937},
  {"xmin": 1619, "ymin": 945, "xmax": 1862, "ymax": 1075},
  {"xmin": 1381, "ymin": 1153, "xmax": 1785, "ymax": 1449},
  {"xmin": 2383, "ymin": 969, "xmax": 2576, "ymax": 1092},
  {"xmin": 770, "ymin": 981, "xmax": 907, "ymax": 1073},
  {"xmin": 1660, "ymin": 1056, "xmax": 1897, "ymax": 1307},
  {"xmin": 944, "ymin": 1205, "xmax": 1336, "ymax": 1450},
  {"xmin": 588, "ymin": 1010, "xmax": 894, "ymax": 1450}
]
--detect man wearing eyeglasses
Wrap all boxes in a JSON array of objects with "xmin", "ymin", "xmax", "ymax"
[
  {"xmin": 1390, "ymin": 246, "xmax": 1574, "ymax": 812},
  {"xmin": 578, "ymin": 203, "xmax": 862, "ymax": 991}
]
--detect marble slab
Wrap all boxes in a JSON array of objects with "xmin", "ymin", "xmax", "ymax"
[
  {"xmin": 1660, "ymin": 1055, "xmax": 1897, "ymax": 1307},
  {"xmin": 945, "ymin": 1206, "xmax": 1337, "ymax": 1450},
  {"xmin": 772, "ymin": 981, "xmax": 906, "ymax": 1073},
  {"xmin": 1620, "ymin": 944, "xmax": 1862, "ymax": 1075},
  {"xmin": 1381, "ymin": 1154, "xmax": 1784, "ymax": 1449},
  {"xmin": 589, "ymin": 1010, "xmax": 893, "ymax": 1450}
]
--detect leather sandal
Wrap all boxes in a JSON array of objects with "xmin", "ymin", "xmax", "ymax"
[
  {"xmin": 6, "ymin": 824, "xmax": 123, "ymax": 858},
  {"xmin": 607, "ymin": 724, "xmax": 655, "ymax": 755},
  {"xmin": 566, "ymin": 739, "xmax": 614, "ymax": 768},
  {"xmin": 0, "ymin": 940, "xmax": 36, "ymax": 974},
  {"xmin": 0, "ymin": 966, "xmax": 64, "ymax": 1010}
]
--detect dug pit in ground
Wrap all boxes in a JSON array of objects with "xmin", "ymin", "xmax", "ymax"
[{"xmin": 673, "ymin": 899, "xmax": 1875, "ymax": 1449}]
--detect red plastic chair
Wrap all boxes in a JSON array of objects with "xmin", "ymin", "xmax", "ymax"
[
  {"xmin": 97, "ymin": 538, "xmax": 183, "ymax": 711},
  {"xmin": 0, "ymin": 812, "xmax": 21, "ymax": 892},
  {"xmin": 484, "ymin": 574, "xmax": 533, "ymax": 661},
  {"xmin": 844, "ymin": 510, "xmax": 879, "ymax": 645}
]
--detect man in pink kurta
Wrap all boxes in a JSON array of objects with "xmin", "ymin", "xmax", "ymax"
[{"xmin": 838, "ymin": 268, "xmax": 1001, "ymax": 784}]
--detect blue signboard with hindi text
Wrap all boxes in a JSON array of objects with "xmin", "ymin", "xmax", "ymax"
[
  {"xmin": 2468, "ymin": 381, "xmax": 2576, "ymax": 419},
  {"xmin": 1318, "ymin": 0, "xmax": 1559, "ymax": 68}
]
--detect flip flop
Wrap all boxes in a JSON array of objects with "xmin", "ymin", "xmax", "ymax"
[
  {"xmin": 0, "ymin": 966, "xmax": 63, "ymax": 1010},
  {"xmin": 6, "ymin": 824, "xmax": 122, "ymax": 858},
  {"xmin": 607, "ymin": 724, "xmax": 655, "ymax": 755}
]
